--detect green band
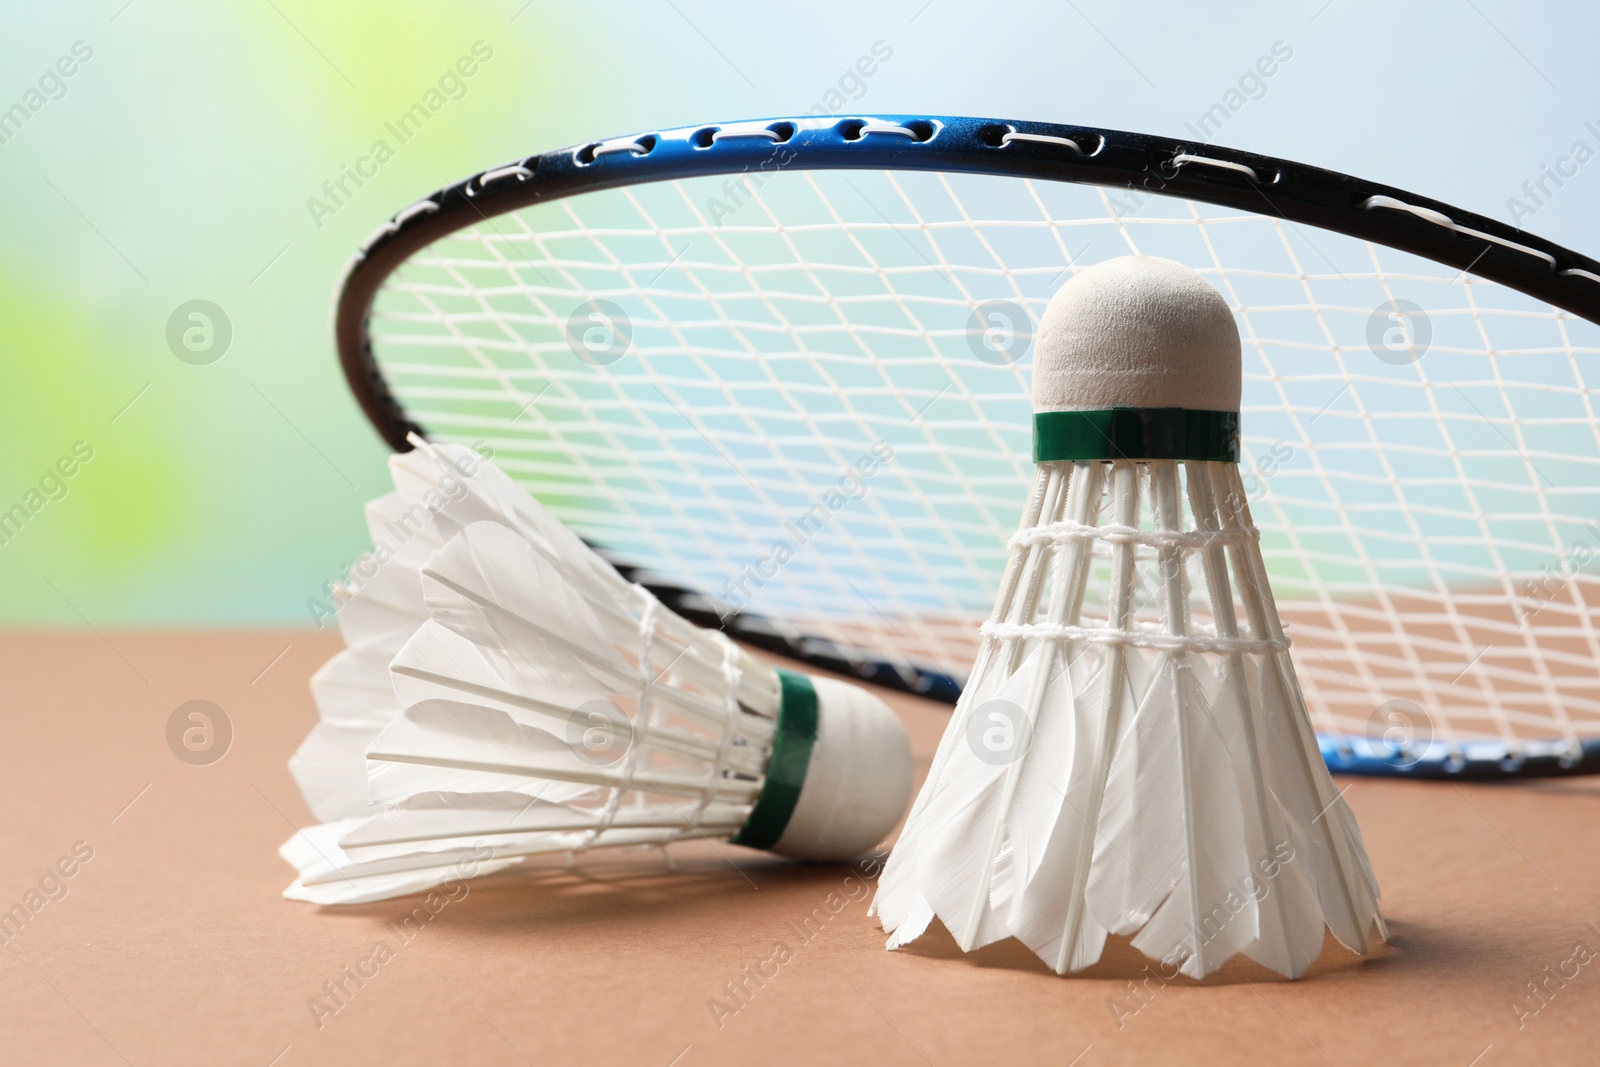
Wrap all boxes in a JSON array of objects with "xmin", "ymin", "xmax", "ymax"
[
  {"xmin": 730, "ymin": 669, "xmax": 819, "ymax": 851},
  {"xmin": 1034, "ymin": 408, "xmax": 1240, "ymax": 463}
]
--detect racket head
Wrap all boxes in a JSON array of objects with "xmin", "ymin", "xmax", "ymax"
[{"xmin": 333, "ymin": 114, "xmax": 1600, "ymax": 778}]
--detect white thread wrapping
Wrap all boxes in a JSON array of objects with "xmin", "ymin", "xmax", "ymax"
[
  {"xmin": 982, "ymin": 619, "xmax": 1290, "ymax": 656},
  {"xmin": 1009, "ymin": 519, "xmax": 1259, "ymax": 552}
]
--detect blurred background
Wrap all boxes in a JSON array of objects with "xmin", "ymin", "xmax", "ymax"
[{"xmin": 2, "ymin": 0, "xmax": 1596, "ymax": 628}]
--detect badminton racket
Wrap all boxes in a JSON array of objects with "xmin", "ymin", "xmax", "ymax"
[{"xmin": 330, "ymin": 114, "xmax": 1600, "ymax": 780}]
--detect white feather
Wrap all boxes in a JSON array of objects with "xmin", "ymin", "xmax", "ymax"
[
  {"xmin": 1084, "ymin": 651, "xmax": 1182, "ymax": 934},
  {"xmin": 391, "ymin": 441, "xmax": 619, "ymax": 606},
  {"xmin": 1127, "ymin": 656, "xmax": 1258, "ymax": 978},
  {"xmin": 908, "ymin": 650, "xmax": 1053, "ymax": 952},
  {"xmin": 1002, "ymin": 646, "xmax": 1139, "ymax": 973},
  {"xmin": 333, "ymin": 492, "xmax": 438, "ymax": 644},
  {"xmin": 873, "ymin": 647, "xmax": 1008, "ymax": 936},
  {"xmin": 281, "ymin": 818, "xmax": 527, "ymax": 905},
  {"xmin": 288, "ymin": 714, "xmax": 396, "ymax": 822},
  {"xmin": 1254, "ymin": 657, "xmax": 1383, "ymax": 950},
  {"xmin": 308, "ymin": 640, "xmax": 403, "ymax": 721}
]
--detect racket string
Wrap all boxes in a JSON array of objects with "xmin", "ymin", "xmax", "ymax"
[{"xmin": 366, "ymin": 167, "xmax": 1600, "ymax": 752}]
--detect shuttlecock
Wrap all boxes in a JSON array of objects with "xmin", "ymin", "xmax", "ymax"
[
  {"xmin": 283, "ymin": 440, "xmax": 915, "ymax": 904},
  {"xmin": 871, "ymin": 256, "xmax": 1383, "ymax": 979}
]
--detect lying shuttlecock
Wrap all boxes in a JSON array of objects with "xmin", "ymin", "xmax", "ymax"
[
  {"xmin": 283, "ymin": 441, "xmax": 914, "ymax": 904},
  {"xmin": 872, "ymin": 256, "xmax": 1384, "ymax": 979}
]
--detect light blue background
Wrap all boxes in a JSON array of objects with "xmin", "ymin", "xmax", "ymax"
[{"xmin": 0, "ymin": 0, "xmax": 1594, "ymax": 625}]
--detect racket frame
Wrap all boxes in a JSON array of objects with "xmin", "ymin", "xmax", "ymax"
[{"xmin": 331, "ymin": 113, "xmax": 1600, "ymax": 772}]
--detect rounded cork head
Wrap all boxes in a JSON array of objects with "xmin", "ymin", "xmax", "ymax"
[
  {"xmin": 1033, "ymin": 256, "xmax": 1242, "ymax": 413},
  {"xmin": 770, "ymin": 676, "xmax": 912, "ymax": 861}
]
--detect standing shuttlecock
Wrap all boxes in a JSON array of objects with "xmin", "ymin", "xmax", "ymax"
[
  {"xmin": 283, "ymin": 440, "xmax": 914, "ymax": 905},
  {"xmin": 872, "ymin": 256, "xmax": 1383, "ymax": 979}
]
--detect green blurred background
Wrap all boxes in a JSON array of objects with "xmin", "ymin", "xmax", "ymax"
[{"xmin": 2, "ymin": 0, "xmax": 1595, "ymax": 627}]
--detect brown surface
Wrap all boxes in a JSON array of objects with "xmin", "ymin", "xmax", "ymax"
[{"xmin": 1, "ymin": 630, "xmax": 1598, "ymax": 1066}]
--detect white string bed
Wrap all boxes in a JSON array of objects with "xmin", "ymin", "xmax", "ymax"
[{"xmin": 364, "ymin": 167, "xmax": 1600, "ymax": 752}]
